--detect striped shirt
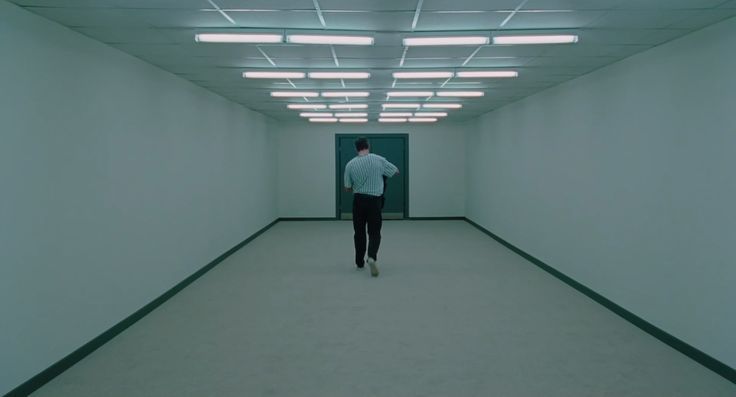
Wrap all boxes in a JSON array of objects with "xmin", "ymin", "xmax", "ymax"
[{"xmin": 344, "ymin": 153, "xmax": 399, "ymax": 197}]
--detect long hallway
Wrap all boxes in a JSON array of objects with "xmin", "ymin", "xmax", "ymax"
[{"xmin": 31, "ymin": 221, "xmax": 736, "ymax": 397}]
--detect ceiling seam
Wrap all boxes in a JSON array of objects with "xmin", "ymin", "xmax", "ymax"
[{"xmin": 205, "ymin": 0, "xmax": 236, "ymax": 25}]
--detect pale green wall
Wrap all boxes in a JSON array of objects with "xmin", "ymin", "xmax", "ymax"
[
  {"xmin": 0, "ymin": 2, "xmax": 277, "ymax": 394},
  {"xmin": 274, "ymin": 121, "xmax": 468, "ymax": 218},
  {"xmin": 467, "ymin": 17, "xmax": 736, "ymax": 368}
]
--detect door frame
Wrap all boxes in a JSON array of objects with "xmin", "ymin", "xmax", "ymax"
[{"xmin": 335, "ymin": 133, "xmax": 409, "ymax": 220}]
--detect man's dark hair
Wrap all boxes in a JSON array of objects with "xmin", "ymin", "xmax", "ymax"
[{"xmin": 355, "ymin": 137, "xmax": 369, "ymax": 152}]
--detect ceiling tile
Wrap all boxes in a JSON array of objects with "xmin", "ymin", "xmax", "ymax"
[
  {"xmin": 413, "ymin": 11, "xmax": 508, "ymax": 30},
  {"xmin": 590, "ymin": 10, "xmax": 697, "ymax": 28},
  {"xmin": 421, "ymin": 0, "xmax": 522, "ymax": 11},
  {"xmin": 317, "ymin": 0, "xmax": 418, "ymax": 11},
  {"xmin": 666, "ymin": 9, "xmax": 736, "ymax": 29},
  {"xmin": 524, "ymin": 0, "xmax": 624, "ymax": 10},
  {"xmin": 615, "ymin": 0, "xmax": 727, "ymax": 9},
  {"xmin": 500, "ymin": 10, "xmax": 606, "ymax": 29},
  {"xmin": 216, "ymin": 0, "xmax": 315, "ymax": 9}
]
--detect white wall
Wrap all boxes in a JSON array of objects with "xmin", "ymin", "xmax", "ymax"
[
  {"xmin": 467, "ymin": 17, "xmax": 736, "ymax": 368},
  {"xmin": 0, "ymin": 2, "xmax": 277, "ymax": 394},
  {"xmin": 274, "ymin": 121, "xmax": 467, "ymax": 218}
]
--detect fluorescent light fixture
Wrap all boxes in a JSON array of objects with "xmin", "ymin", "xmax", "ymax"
[
  {"xmin": 335, "ymin": 113, "xmax": 368, "ymax": 118},
  {"xmin": 195, "ymin": 33, "xmax": 283, "ymax": 43},
  {"xmin": 393, "ymin": 71, "xmax": 454, "ymax": 79},
  {"xmin": 329, "ymin": 104, "xmax": 368, "ymax": 109},
  {"xmin": 321, "ymin": 91, "xmax": 370, "ymax": 97},
  {"xmin": 415, "ymin": 112, "xmax": 447, "ymax": 117},
  {"xmin": 492, "ymin": 35, "xmax": 579, "ymax": 45},
  {"xmin": 288, "ymin": 104, "xmax": 327, "ymax": 110},
  {"xmin": 300, "ymin": 112, "xmax": 333, "ymax": 118},
  {"xmin": 456, "ymin": 70, "xmax": 518, "ymax": 78},
  {"xmin": 423, "ymin": 103, "xmax": 462, "ymax": 109},
  {"xmin": 244, "ymin": 71, "xmax": 306, "ymax": 79},
  {"xmin": 379, "ymin": 118, "xmax": 408, "ymax": 123},
  {"xmin": 403, "ymin": 36, "xmax": 489, "ymax": 46},
  {"xmin": 387, "ymin": 91, "xmax": 434, "ymax": 97},
  {"xmin": 309, "ymin": 118, "xmax": 338, "ymax": 123},
  {"xmin": 382, "ymin": 103, "xmax": 421, "ymax": 109},
  {"xmin": 287, "ymin": 35, "xmax": 374, "ymax": 46},
  {"xmin": 271, "ymin": 91, "xmax": 319, "ymax": 97},
  {"xmin": 380, "ymin": 112, "xmax": 413, "ymax": 117},
  {"xmin": 309, "ymin": 72, "xmax": 371, "ymax": 79},
  {"xmin": 409, "ymin": 117, "xmax": 438, "ymax": 123},
  {"xmin": 436, "ymin": 91, "xmax": 484, "ymax": 97},
  {"xmin": 339, "ymin": 118, "xmax": 368, "ymax": 123}
]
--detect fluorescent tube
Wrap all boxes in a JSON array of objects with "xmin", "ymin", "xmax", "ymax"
[
  {"xmin": 492, "ymin": 35, "xmax": 579, "ymax": 45},
  {"xmin": 380, "ymin": 112, "xmax": 413, "ymax": 117},
  {"xmin": 329, "ymin": 104, "xmax": 368, "ymax": 109},
  {"xmin": 195, "ymin": 33, "xmax": 283, "ymax": 43},
  {"xmin": 414, "ymin": 112, "xmax": 447, "ymax": 117},
  {"xmin": 271, "ymin": 91, "xmax": 319, "ymax": 97},
  {"xmin": 422, "ymin": 103, "xmax": 462, "ymax": 109},
  {"xmin": 300, "ymin": 112, "xmax": 333, "ymax": 117},
  {"xmin": 436, "ymin": 91, "xmax": 484, "ymax": 97},
  {"xmin": 309, "ymin": 72, "xmax": 371, "ymax": 79},
  {"xmin": 287, "ymin": 35, "xmax": 374, "ymax": 45},
  {"xmin": 387, "ymin": 91, "xmax": 434, "ymax": 97},
  {"xmin": 335, "ymin": 113, "xmax": 368, "ymax": 117},
  {"xmin": 288, "ymin": 104, "xmax": 327, "ymax": 110},
  {"xmin": 321, "ymin": 91, "xmax": 371, "ymax": 97},
  {"xmin": 382, "ymin": 103, "xmax": 421, "ymax": 109},
  {"xmin": 455, "ymin": 71, "xmax": 518, "ymax": 78},
  {"xmin": 244, "ymin": 71, "xmax": 306, "ymax": 79},
  {"xmin": 393, "ymin": 71, "xmax": 454, "ymax": 79},
  {"xmin": 403, "ymin": 36, "xmax": 489, "ymax": 46}
]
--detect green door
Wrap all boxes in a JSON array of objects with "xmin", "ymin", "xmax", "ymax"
[{"xmin": 337, "ymin": 135, "xmax": 408, "ymax": 220}]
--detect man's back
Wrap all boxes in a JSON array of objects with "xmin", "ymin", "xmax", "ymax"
[{"xmin": 344, "ymin": 153, "xmax": 398, "ymax": 197}]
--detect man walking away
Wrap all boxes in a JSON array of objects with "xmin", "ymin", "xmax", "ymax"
[{"xmin": 344, "ymin": 137, "xmax": 399, "ymax": 277}]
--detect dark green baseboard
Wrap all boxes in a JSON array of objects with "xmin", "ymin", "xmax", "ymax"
[
  {"xmin": 278, "ymin": 217, "xmax": 466, "ymax": 221},
  {"xmin": 4, "ymin": 219, "xmax": 279, "ymax": 397},
  {"xmin": 278, "ymin": 217, "xmax": 338, "ymax": 221},
  {"xmin": 407, "ymin": 217, "xmax": 465, "ymax": 221},
  {"xmin": 463, "ymin": 217, "xmax": 736, "ymax": 384}
]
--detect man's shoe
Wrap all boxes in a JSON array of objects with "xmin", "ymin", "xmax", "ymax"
[{"xmin": 367, "ymin": 257, "xmax": 379, "ymax": 277}]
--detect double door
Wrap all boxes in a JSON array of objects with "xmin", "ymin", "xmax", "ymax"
[{"xmin": 336, "ymin": 134, "xmax": 407, "ymax": 220}]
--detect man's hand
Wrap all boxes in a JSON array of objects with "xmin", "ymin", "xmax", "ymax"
[{"xmin": 344, "ymin": 187, "xmax": 353, "ymax": 192}]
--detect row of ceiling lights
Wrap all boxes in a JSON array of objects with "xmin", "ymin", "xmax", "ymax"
[
  {"xmin": 243, "ymin": 70, "xmax": 518, "ymax": 79},
  {"xmin": 286, "ymin": 103, "xmax": 462, "ymax": 109},
  {"xmin": 293, "ymin": 103, "xmax": 459, "ymax": 123},
  {"xmin": 299, "ymin": 112, "xmax": 447, "ymax": 117},
  {"xmin": 307, "ymin": 117, "xmax": 440, "ymax": 123},
  {"xmin": 243, "ymin": 70, "xmax": 519, "ymax": 80},
  {"xmin": 195, "ymin": 33, "xmax": 579, "ymax": 46},
  {"xmin": 271, "ymin": 91, "xmax": 484, "ymax": 97}
]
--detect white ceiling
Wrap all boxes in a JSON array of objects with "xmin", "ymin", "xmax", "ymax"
[{"xmin": 10, "ymin": 0, "xmax": 736, "ymax": 121}]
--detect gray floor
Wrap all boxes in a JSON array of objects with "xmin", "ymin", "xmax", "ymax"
[{"xmin": 33, "ymin": 221, "xmax": 735, "ymax": 396}]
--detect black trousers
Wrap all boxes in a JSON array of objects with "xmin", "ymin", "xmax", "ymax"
[{"xmin": 352, "ymin": 193, "xmax": 382, "ymax": 266}]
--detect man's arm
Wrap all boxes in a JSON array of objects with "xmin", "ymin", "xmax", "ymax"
[
  {"xmin": 344, "ymin": 163, "xmax": 353, "ymax": 192},
  {"xmin": 382, "ymin": 157, "xmax": 399, "ymax": 177}
]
